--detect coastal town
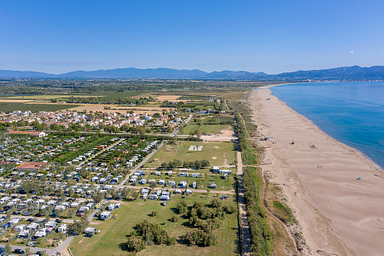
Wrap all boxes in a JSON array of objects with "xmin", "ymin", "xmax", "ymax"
[{"xmin": 0, "ymin": 88, "xmax": 248, "ymax": 256}]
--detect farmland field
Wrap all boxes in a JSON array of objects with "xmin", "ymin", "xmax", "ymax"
[
  {"xmin": 0, "ymin": 102, "xmax": 79, "ymax": 113},
  {"xmin": 70, "ymin": 193, "xmax": 239, "ymax": 256},
  {"xmin": 146, "ymin": 141, "xmax": 236, "ymax": 168}
]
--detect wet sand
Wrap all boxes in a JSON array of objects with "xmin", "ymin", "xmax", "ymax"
[{"xmin": 250, "ymin": 87, "xmax": 384, "ymax": 256}]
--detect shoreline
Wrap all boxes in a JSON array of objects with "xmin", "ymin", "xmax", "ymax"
[
  {"xmin": 250, "ymin": 87, "xmax": 384, "ymax": 256},
  {"xmin": 266, "ymin": 83, "xmax": 384, "ymax": 172}
]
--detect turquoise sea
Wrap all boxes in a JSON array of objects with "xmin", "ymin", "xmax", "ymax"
[{"xmin": 270, "ymin": 82, "xmax": 384, "ymax": 169}]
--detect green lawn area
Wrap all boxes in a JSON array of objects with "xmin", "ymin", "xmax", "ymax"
[
  {"xmin": 181, "ymin": 124, "xmax": 200, "ymax": 135},
  {"xmin": 146, "ymin": 141, "xmax": 236, "ymax": 168},
  {"xmin": 70, "ymin": 193, "xmax": 240, "ymax": 256},
  {"xmin": 0, "ymin": 102, "xmax": 79, "ymax": 113},
  {"xmin": 199, "ymin": 125, "xmax": 232, "ymax": 135}
]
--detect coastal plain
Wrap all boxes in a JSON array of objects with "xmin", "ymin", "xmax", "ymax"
[{"xmin": 251, "ymin": 87, "xmax": 384, "ymax": 256}]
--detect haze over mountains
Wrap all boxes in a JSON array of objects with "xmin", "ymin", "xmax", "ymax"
[{"xmin": 1, "ymin": 65, "xmax": 384, "ymax": 81}]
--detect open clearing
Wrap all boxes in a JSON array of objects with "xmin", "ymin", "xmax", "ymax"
[
  {"xmin": 200, "ymin": 125, "xmax": 233, "ymax": 135},
  {"xmin": 69, "ymin": 194, "xmax": 239, "ymax": 256},
  {"xmin": 156, "ymin": 95, "xmax": 197, "ymax": 102},
  {"xmin": 146, "ymin": 141, "xmax": 236, "ymax": 168}
]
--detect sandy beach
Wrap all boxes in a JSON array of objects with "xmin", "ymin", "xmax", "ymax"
[{"xmin": 250, "ymin": 87, "xmax": 384, "ymax": 256}]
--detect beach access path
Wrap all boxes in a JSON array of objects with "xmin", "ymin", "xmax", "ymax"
[{"xmin": 251, "ymin": 87, "xmax": 384, "ymax": 256}]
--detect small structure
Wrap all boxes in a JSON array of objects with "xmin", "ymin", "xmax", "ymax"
[
  {"xmin": 188, "ymin": 145, "xmax": 203, "ymax": 151},
  {"xmin": 27, "ymin": 223, "xmax": 40, "ymax": 231},
  {"xmin": 84, "ymin": 227, "xmax": 97, "ymax": 234},
  {"xmin": 219, "ymin": 169, "xmax": 232, "ymax": 175},
  {"xmin": 16, "ymin": 162, "xmax": 47, "ymax": 172},
  {"xmin": 17, "ymin": 229, "xmax": 30, "ymax": 239},
  {"xmin": 209, "ymin": 182, "xmax": 218, "ymax": 189},
  {"xmin": 99, "ymin": 211, "xmax": 112, "ymax": 220},
  {"xmin": 178, "ymin": 181, "xmax": 187, "ymax": 188},
  {"xmin": 58, "ymin": 224, "xmax": 67, "ymax": 233}
]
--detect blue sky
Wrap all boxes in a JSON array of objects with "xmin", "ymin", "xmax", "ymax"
[{"xmin": 1, "ymin": 0, "xmax": 384, "ymax": 74}]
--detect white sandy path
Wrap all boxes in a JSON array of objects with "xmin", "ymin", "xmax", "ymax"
[{"xmin": 250, "ymin": 88, "xmax": 384, "ymax": 256}]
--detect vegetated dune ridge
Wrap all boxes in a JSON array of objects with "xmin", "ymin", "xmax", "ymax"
[{"xmin": 250, "ymin": 87, "xmax": 384, "ymax": 256}]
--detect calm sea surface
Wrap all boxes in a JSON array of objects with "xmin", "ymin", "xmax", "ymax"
[{"xmin": 270, "ymin": 82, "xmax": 384, "ymax": 169}]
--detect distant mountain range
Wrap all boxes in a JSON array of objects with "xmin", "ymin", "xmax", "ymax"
[{"xmin": 1, "ymin": 65, "xmax": 384, "ymax": 80}]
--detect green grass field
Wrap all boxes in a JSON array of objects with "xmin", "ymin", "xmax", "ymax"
[
  {"xmin": 181, "ymin": 124, "xmax": 200, "ymax": 135},
  {"xmin": 70, "ymin": 193, "xmax": 239, "ymax": 256},
  {"xmin": 0, "ymin": 102, "xmax": 79, "ymax": 113},
  {"xmin": 199, "ymin": 125, "xmax": 232, "ymax": 135},
  {"xmin": 146, "ymin": 141, "xmax": 236, "ymax": 168}
]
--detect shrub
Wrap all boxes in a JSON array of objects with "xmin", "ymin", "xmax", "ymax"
[{"xmin": 126, "ymin": 236, "xmax": 146, "ymax": 252}]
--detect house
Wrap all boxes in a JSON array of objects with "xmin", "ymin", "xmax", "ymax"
[
  {"xmin": 99, "ymin": 211, "xmax": 111, "ymax": 220},
  {"xmin": 186, "ymin": 189, "xmax": 193, "ymax": 195},
  {"xmin": 158, "ymin": 180, "xmax": 165, "ymax": 185},
  {"xmin": 58, "ymin": 224, "xmax": 67, "ymax": 233},
  {"xmin": 16, "ymin": 162, "xmax": 47, "ymax": 172},
  {"xmin": 191, "ymin": 173, "xmax": 200, "ymax": 178},
  {"xmin": 107, "ymin": 204, "xmax": 115, "ymax": 210},
  {"xmin": 174, "ymin": 189, "xmax": 182, "ymax": 194},
  {"xmin": 84, "ymin": 227, "xmax": 96, "ymax": 234},
  {"xmin": 168, "ymin": 181, "xmax": 175, "ymax": 186},
  {"xmin": 192, "ymin": 181, "xmax": 197, "ymax": 189},
  {"xmin": 212, "ymin": 166, "xmax": 220, "ymax": 172},
  {"xmin": 179, "ymin": 173, "xmax": 188, "ymax": 177}
]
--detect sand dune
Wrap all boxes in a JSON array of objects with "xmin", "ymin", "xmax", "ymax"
[{"xmin": 250, "ymin": 87, "xmax": 384, "ymax": 256}]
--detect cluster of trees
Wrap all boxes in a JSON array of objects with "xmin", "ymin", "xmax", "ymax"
[
  {"xmin": 176, "ymin": 200, "xmax": 236, "ymax": 247},
  {"xmin": 126, "ymin": 220, "xmax": 176, "ymax": 252},
  {"xmin": 183, "ymin": 230, "xmax": 217, "ymax": 246},
  {"xmin": 65, "ymin": 96, "xmax": 155, "ymax": 105},
  {"xmin": 160, "ymin": 159, "xmax": 210, "ymax": 169},
  {"xmin": 70, "ymin": 216, "xmax": 89, "ymax": 234}
]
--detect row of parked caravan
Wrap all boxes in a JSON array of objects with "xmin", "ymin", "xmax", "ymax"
[{"xmin": 0, "ymin": 216, "xmax": 68, "ymax": 241}]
